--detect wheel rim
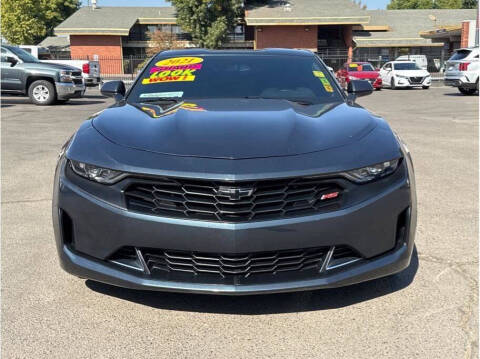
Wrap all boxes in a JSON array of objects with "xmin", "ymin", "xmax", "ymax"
[{"xmin": 32, "ymin": 85, "xmax": 50, "ymax": 102}]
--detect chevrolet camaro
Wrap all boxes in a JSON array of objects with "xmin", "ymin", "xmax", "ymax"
[{"xmin": 53, "ymin": 49, "xmax": 416, "ymax": 295}]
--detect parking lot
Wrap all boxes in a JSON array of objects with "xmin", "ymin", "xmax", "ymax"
[{"xmin": 1, "ymin": 86, "xmax": 478, "ymax": 358}]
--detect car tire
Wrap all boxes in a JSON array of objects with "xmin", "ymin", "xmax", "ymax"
[
  {"xmin": 458, "ymin": 87, "xmax": 477, "ymax": 95},
  {"xmin": 390, "ymin": 78, "xmax": 396, "ymax": 90},
  {"xmin": 422, "ymin": 86, "xmax": 429, "ymax": 89},
  {"xmin": 375, "ymin": 87, "xmax": 382, "ymax": 91},
  {"xmin": 28, "ymin": 80, "xmax": 56, "ymax": 106}
]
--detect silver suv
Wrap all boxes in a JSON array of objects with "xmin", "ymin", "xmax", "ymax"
[{"xmin": 445, "ymin": 48, "xmax": 479, "ymax": 95}]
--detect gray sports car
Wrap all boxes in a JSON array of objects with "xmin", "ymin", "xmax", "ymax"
[{"xmin": 53, "ymin": 49, "xmax": 416, "ymax": 295}]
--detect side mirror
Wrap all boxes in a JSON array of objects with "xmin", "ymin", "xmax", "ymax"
[
  {"xmin": 6, "ymin": 56, "xmax": 18, "ymax": 67},
  {"xmin": 346, "ymin": 80, "xmax": 373, "ymax": 104},
  {"xmin": 101, "ymin": 80, "xmax": 126, "ymax": 101}
]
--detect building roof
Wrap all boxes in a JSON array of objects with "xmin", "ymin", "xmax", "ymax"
[
  {"xmin": 245, "ymin": 0, "xmax": 370, "ymax": 25},
  {"xmin": 54, "ymin": 6, "xmax": 176, "ymax": 36},
  {"xmin": 38, "ymin": 36, "xmax": 70, "ymax": 49},
  {"xmin": 419, "ymin": 25, "xmax": 462, "ymax": 39},
  {"xmin": 354, "ymin": 9, "xmax": 476, "ymax": 47}
]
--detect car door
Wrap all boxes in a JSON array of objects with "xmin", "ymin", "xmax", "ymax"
[
  {"xmin": 1, "ymin": 47, "xmax": 24, "ymax": 91},
  {"xmin": 379, "ymin": 63, "xmax": 392, "ymax": 85}
]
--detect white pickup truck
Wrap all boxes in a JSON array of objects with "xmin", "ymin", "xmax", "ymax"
[{"xmin": 19, "ymin": 45, "xmax": 101, "ymax": 87}]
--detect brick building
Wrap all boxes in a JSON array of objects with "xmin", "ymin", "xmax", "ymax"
[{"xmin": 52, "ymin": 0, "xmax": 477, "ymax": 74}]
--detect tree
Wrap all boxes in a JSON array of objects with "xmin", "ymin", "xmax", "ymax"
[
  {"xmin": 171, "ymin": 0, "xmax": 243, "ymax": 49},
  {"xmin": 462, "ymin": 0, "xmax": 478, "ymax": 8},
  {"xmin": 387, "ymin": 0, "xmax": 476, "ymax": 8},
  {"xmin": 1, "ymin": 0, "xmax": 80, "ymax": 45}
]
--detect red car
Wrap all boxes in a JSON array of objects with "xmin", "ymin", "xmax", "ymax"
[{"xmin": 336, "ymin": 62, "xmax": 382, "ymax": 90}]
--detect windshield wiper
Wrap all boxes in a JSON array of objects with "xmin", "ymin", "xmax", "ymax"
[{"xmin": 242, "ymin": 96, "xmax": 314, "ymax": 105}]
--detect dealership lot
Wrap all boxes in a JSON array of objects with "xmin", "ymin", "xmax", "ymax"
[{"xmin": 1, "ymin": 87, "xmax": 478, "ymax": 358}]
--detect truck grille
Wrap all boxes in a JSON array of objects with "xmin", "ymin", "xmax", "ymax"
[
  {"xmin": 124, "ymin": 176, "xmax": 343, "ymax": 223},
  {"xmin": 109, "ymin": 245, "xmax": 361, "ymax": 281}
]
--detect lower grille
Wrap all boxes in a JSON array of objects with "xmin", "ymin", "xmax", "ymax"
[
  {"xmin": 409, "ymin": 76, "xmax": 424, "ymax": 84},
  {"xmin": 124, "ymin": 176, "xmax": 343, "ymax": 223},
  {"xmin": 109, "ymin": 246, "xmax": 361, "ymax": 283},
  {"xmin": 72, "ymin": 78, "xmax": 83, "ymax": 85}
]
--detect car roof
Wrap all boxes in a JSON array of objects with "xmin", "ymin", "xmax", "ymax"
[{"xmin": 156, "ymin": 48, "xmax": 315, "ymax": 58}]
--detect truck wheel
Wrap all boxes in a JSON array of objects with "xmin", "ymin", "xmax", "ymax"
[
  {"xmin": 28, "ymin": 80, "xmax": 56, "ymax": 105},
  {"xmin": 458, "ymin": 87, "xmax": 476, "ymax": 95}
]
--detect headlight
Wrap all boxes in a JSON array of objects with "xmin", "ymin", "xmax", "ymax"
[
  {"xmin": 343, "ymin": 159, "xmax": 400, "ymax": 183},
  {"xmin": 69, "ymin": 160, "xmax": 126, "ymax": 184},
  {"xmin": 396, "ymin": 74, "xmax": 408, "ymax": 79},
  {"xmin": 60, "ymin": 70, "xmax": 73, "ymax": 82}
]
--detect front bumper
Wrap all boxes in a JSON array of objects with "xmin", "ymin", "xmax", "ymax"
[
  {"xmin": 55, "ymin": 82, "xmax": 86, "ymax": 99},
  {"xmin": 395, "ymin": 77, "xmax": 431, "ymax": 88},
  {"xmin": 52, "ymin": 154, "xmax": 417, "ymax": 295}
]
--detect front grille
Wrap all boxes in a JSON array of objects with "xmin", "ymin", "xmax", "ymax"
[
  {"xmin": 72, "ymin": 78, "xmax": 83, "ymax": 85},
  {"xmin": 409, "ymin": 76, "xmax": 424, "ymax": 84},
  {"xmin": 109, "ymin": 245, "xmax": 361, "ymax": 282},
  {"xmin": 144, "ymin": 247, "xmax": 329, "ymax": 278},
  {"xmin": 124, "ymin": 176, "xmax": 343, "ymax": 223},
  {"xmin": 72, "ymin": 71, "xmax": 82, "ymax": 77}
]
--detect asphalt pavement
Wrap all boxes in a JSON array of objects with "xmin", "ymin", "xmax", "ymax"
[{"xmin": 1, "ymin": 86, "xmax": 478, "ymax": 358}]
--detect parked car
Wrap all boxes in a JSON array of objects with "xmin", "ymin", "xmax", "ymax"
[
  {"xmin": 336, "ymin": 62, "xmax": 382, "ymax": 90},
  {"xmin": 379, "ymin": 61, "xmax": 431, "ymax": 89},
  {"xmin": 19, "ymin": 45, "xmax": 101, "ymax": 87},
  {"xmin": 395, "ymin": 55, "xmax": 428, "ymax": 71},
  {"xmin": 444, "ymin": 47, "xmax": 479, "ymax": 95},
  {"xmin": 1, "ymin": 45, "xmax": 85, "ymax": 105},
  {"xmin": 53, "ymin": 49, "xmax": 416, "ymax": 295}
]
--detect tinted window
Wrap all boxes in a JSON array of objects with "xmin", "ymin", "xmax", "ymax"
[
  {"xmin": 394, "ymin": 62, "xmax": 420, "ymax": 70},
  {"xmin": 449, "ymin": 50, "xmax": 471, "ymax": 61},
  {"xmin": 7, "ymin": 47, "xmax": 38, "ymax": 63},
  {"xmin": 128, "ymin": 54, "xmax": 343, "ymax": 105},
  {"xmin": 0, "ymin": 48, "xmax": 7, "ymax": 62}
]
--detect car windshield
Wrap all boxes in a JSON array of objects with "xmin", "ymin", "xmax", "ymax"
[
  {"xmin": 348, "ymin": 63, "xmax": 375, "ymax": 72},
  {"xmin": 127, "ymin": 54, "xmax": 343, "ymax": 105},
  {"xmin": 394, "ymin": 62, "xmax": 420, "ymax": 70},
  {"xmin": 8, "ymin": 47, "xmax": 39, "ymax": 63}
]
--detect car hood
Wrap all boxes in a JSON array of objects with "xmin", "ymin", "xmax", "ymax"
[
  {"xmin": 394, "ymin": 69, "xmax": 429, "ymax": 77},
  {"xmin": 92, "ymin": 99, "xmax": 377, "ymax": 160},
  {"xmin": 32, "ymin": 61, "xmax": 81, "ymax": 72},
  {"xmin": 348, "ymin": 71, "xmax": 379, "ymax": 79}
]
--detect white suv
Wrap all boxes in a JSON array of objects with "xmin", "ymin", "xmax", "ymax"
[
  {"xmin": 379, "ymin": 61, "xmax": 431, "ymax": 89},
  {"xmin": 445, "ymin": 48, "xmax": 479, "ymax": 95}
]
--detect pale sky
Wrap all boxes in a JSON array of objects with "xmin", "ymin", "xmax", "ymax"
[{"xmin": 81, "ymin": 0, "xmax": 390, "ymax": 9}]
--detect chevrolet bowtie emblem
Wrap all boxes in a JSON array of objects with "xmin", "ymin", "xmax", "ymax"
[{"xmin": 215, "ymin": 186, "xmax": 254, "ymax": 201}]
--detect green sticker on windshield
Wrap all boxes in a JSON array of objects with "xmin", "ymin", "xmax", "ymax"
[
  {"xmin": 313, "ymin": 71, "xmax": 325, "ymax": 78},
  {"xmin": 317, "ymin": 76, "xmax": 333, "ymax": 93}
]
